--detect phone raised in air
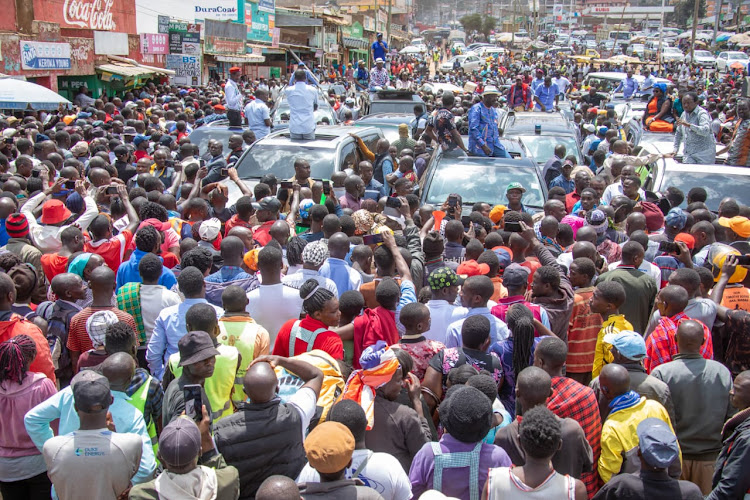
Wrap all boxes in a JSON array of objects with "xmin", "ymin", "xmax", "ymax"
[
  {"xmin": 280, "ymin": 181, "xmax": 294, "ymax": 190},
  {"xmin": 362, "ymin": 233, "xmax": 384, "ymax": 245},
  {"xmin": 183, "ymin": 384, "xmax": 203, "ymax": 423},
  {"xmin": 221, "ymin": 168, "xmax": 229, "ymax": 176},
  {"xmin": 106, "ymin": 186, "xmax": 118, "ymax": 195},
  {"xmin": 658, "ymin": 241, "xmax": 681, "ymax": 255},
  {"xmin": 64, "ymin": 180, "xmax": 76, "ymax": 189},
  {"xmin": 448, "ymin": 195, "xmax": 458, "ymax": 208},
  {"xmin": 323, "ymin": 180, "xmax": 331, "ymax": 195},
  {"xmin": 736, "ymin": 255, "xmax": 750, "ymax": 266},
  {"xmin": 504, "ymin": 221, "xmax": 522, "ymax": 233}
]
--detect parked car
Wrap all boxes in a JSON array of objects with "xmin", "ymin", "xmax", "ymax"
[
  {"xmin": 440, "ymin": 54, "xmax": 482, "ymax": 73},
  {"xmin": 419, "ymin": 153, "xmax": 547, "ymax": 216},
  {"xmin": 221, "ymin": 126, "xmax": 384, "ymax": 206},
  {"xmin": 717, "ymin": 51, "xmax": 750, "ymax": 72},
  {"xmin": 353, "ymin": 113, "xmax": 416, "ymax": 144},
  {"xmin": 626, "ymin": 43, "xmax": 646, "ymax": 58},
  {"xmin": 366, "ymin": 89, "xmax": 424, "ymax": 115},
  {"xmin": 497, "ymin": 110, "xmax": 583, "ymax": 165},
  {"xmin": 686, "ymin": 50, "xmax": 717, "ymax": 68},
  {"xmin": 188, "ymin": 124, "xmax": 246, "ymax": 156},
  {"xmin": 661, "ymin": 47, "xmax": 685, "ymax": 63}
]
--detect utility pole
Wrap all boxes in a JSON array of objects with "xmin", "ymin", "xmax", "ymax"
[
  {"xmin": 657, "ymin": 0, "xmax": 665, "ymax": 71},
  {"xmin": 713, "ymin": 0, "xmax": 723, "ymax": 49},
  {"xmin": 533, "ymin": 0, "xmax": 538, "ymax": 37},
  {"xmin": 690, "ymin": 0, "xmax": 700, "ymax": 63},
  {"xmin": 387, "ymin": 0, "xmax": 392, "ymax": 47}
]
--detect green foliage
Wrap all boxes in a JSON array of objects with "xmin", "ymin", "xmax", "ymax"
[
  {"xmin": 460, "ymin": 13, "xmax": 483, "ymax": 34},
  {"xmin": 482, "ymin": 16, "xmax": 497, "ymax": 36}
]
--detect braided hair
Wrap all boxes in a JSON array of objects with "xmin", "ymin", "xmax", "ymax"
[
  {"xmin": 507, "ymin": 304, "xmax": 536, "ymax": 379},
  {"xmin": 300, "ymin": 279, "xmax": 335, "ymax": 316},
  {"xmin": 286, "ymin": 236, "xmax": 307, "ymax": 268},
  {"xmin": 0, "ymin": 335, "xmax": 36, "ymax": 387}
]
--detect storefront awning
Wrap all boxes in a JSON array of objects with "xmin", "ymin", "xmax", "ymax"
[
  {"xmin": 215, "ymin": 54, "xmax": 266, "ymax": 64},
  {"xmin": 275, "ymin": 13, "xmax": 323, "ymax": 27},
  {"xmin": 343, "ymin": 37, "xmax": 369, "ymax": 49},
  {"xmin": 96, "ymin": 58, "xmax": 174, "ymax": 81}
]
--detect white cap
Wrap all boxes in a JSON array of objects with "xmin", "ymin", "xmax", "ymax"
[
  {"xmin": 583, "ymin": 123, "xmax": 596, "ymax": 133},
  {"xmin": 2, "ymin": 128, "xmax": 17, "ymax": 139},
  {"xmin": 198, "ymin": 218, "xmax": 222, "ymax": 241},
  {"xmin": 375, "ymin": 57, "xmax": 385, "ymax": 63}
]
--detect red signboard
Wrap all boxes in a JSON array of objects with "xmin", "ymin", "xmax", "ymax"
[
  {"xmin": 140, "ymin": 33, "xmax": 169, "ymax": 55},
  {"xmin": 33, "ymin": 0, "xmax": 137, "ymax": 34}
]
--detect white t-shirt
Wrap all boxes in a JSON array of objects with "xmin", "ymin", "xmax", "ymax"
[
  {"xmin": 287, "ymin": 387, "xmax": 318, "ymax": 436},
  {"xmin": 297, "ymin": 449, "xmax": 412, "ymax": 500},
  {"xmin": 43, "ymin": 429, "xmax": 142, "ymax": 500},
  {"xmin": 140, "ymin": 284, "xmax": 182, "ymax": 341},
  {"xmin": 246, "ymin": 283, "xmax": 304, "ymax": 348},
  {"xmin": 424, "ymin": 300, "xmax": 461, "ymax": 345},
  {"xmin": 284, "ymin": 83, "xmax": 319, "ymax": 136},
  {"xmin": 244, "ymin": 100, "xmax": 271, "ymax": 139}
]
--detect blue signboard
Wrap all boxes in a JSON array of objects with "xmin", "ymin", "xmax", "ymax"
[{"xmin": 20, "ymin": 41, "xmax": 71, "ymax": 71}]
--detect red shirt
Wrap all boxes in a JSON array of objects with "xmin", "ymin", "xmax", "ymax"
[
  {"xmin": 272, "ymin": 316, "xmax": 343, "ymax": 360},
  {"xmin": 565, "ymin": 191, "xmax": 581, "ymax": 214},
  {"xmin": 224, "ymin": 214, "xmax": 253, "ymax": 237},
  {"xmin": 85, "ymin": 230, "xmax": 133, "ymax": 272},
  {"xmin": 644, "ymin": 312, "xmax": 713, "ymax": 373},
  {"xmin": 252, "ymin": 220, "xmax": 274, "ymax": 246},
  {"xmin": 41, "ymin": 253, "xmax": 69, "ymax": 282}
]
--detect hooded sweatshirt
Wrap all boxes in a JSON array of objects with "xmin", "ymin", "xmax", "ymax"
[
  {"xmin": 0, "ymin": 314, "xmax": 56, "ymax": 383},
  {"xmin": 0, "ymin": 372, "xmax": 57, "ymax": 459},
  {"xmin": 530, "ymin": 242, "xmax": 576, "ymax": 342}
]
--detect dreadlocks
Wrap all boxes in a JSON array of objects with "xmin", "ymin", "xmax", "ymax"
[
  {"xmin": 0, "ymin": 335, "xmax": 36, "ymax": 387},
  {"xmin": 507, "ymin": 304, "xmax": 536, "ymax": 379}
]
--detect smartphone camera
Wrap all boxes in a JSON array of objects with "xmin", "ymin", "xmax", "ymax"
[
  {"xmin": 363, "ymin": 233, "xmax": 384, "ymax": 245},
  {"xmin": 736, "ymin": 255, "xmax": 750, "ymax": 266},
  {"xmin": 221, "ymin": 168, "xmax": 229, "ymax": 176},
  {"xmin": 323, "ymin": 180, "xmax": 331, "ymax": 195},
  {"xmin": 31, "ymin": 170, "xmax": 40, "ymax": 178},
  {"xmin": 183, "ymin": 384, "xmax": 203, "ymax": 423},
  {"xmin": 658, "ymin": 241, "xmax": 681, "ymax": 255},
  {"xmin": 280, "ymin": 181, "xmax": 294, "ymax": 190},
  {"xmin": 106, "ymin": 186, "xmax": 118, "ymax": 195},
  {"xmin": 448, "ymin": 196, "xmax": 458, "ymax": 208},
  {"xmin": 64, "ymin": 180, "xmax": 76, "ymax": 189},
  {"xmin": 504, "ymin": 221, "xmax": 522, "ymax": 233}
]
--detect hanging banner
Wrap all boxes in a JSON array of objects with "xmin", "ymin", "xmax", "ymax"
[
  {"xmin": 158, "ymin": 15, "xmax": 170, "ymax": 34},
  {"xmin": 140, "ymin": 33, "xmax": 169, "ymax": 55},
  {"xmin": 194, "ymin": 0, "xmax": 241, "ymax": 22},
  {"xmin": 20, "ymin": 41, "xmax": 71, "ymax": 70},
  {"xmin": 166, "ymin": 54, "xmax": 202, "ymax": 85},
  {"xmin": 32, "ymin": 0, "xmax": 137, "ymax": 33}
]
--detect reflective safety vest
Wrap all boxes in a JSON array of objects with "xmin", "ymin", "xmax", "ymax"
[
  {"xmin": 217, "ymin": 318, "xmax": 262, "ymax": 406},
  {"xmin": 169, "ymin": 343, "xmax": 239, "ymax": 421},
  {"xmin": 430, "ymin": 441, "xmax": 483, "ymax": 500},
  {"xmin": 128, "ymin": 375, "xmax": 158, "ymax": 458},
  {"xmin": 288, "ymin": 320, "xmax": 328, "ymax": 358}
]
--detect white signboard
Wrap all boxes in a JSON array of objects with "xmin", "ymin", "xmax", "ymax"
[
  {"xmin": 166, "ymin": 54, "xmax": 202, "ymax": 86},
  {"xmin": 194, "ymin": 0, "xmax": 240, "ymax": 21},
  {"xmin": 94, "ymin": 31, "xmax": 129, "ymax": 55}
]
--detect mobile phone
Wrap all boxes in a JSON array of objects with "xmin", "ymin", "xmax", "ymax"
[
  {"xmin": 448, "ymin": 195, "xmax": 458, "ymax": 208},
  {"xmin": 183, "ymin": 384, "xmax": 203, "ymax": 423},
  {"xmin": 736, "ymin": 255, "xmax": 750, "ymax": 266},
  {"xmin": 280, "ymin": 181, "xmax": 294, "ymax": 189},
  {"xmin": 199, "ymin": 158, "xmax": 206, "ymax": 168},
  {"xmin": 64, "ymin": 180, "xmax": 76, "ymax": 189},
  {"xmin": 658, "ymin": 241, "xmax": 681, "ymax": 255},
  {"xmin": 221, "ymin": 168, "xmax": 229, "ymax": 176},
  {"xmin": 323, "ymin": 180, "xmax": 331, "ymax": 195},
  {"xmin": 461, "ymin": 215, "xmax": 472, "ymax": 229},
  {"xmin": 106, "ymin": 186, "xmax": 118, "ymax": 195},
  {"xmin": 362, "ymin": 233, "xmax": 384, "ymax": 245},
  {"xmin": 385, "ymin": 196, "xmax": 401, "ymax": 209},
  {"xmin": 31, "ymin": 169, "xmax": 40, "ymax": 178},
  {"xmin": 504, "ymin": 221, "xmax": 522, "ymax": 232}
]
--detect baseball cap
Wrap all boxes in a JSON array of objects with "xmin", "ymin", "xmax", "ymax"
[
  {"xmin": 502, "ymin": 265, "xmax": 529, "ymax": 288},
  {"xmin": 489, "ymin": 205, "xmax": 507, "ymax": 224},
  {"xmin": 159, "ymin": 417, "xmax": 202, "ymax": 467},
  {"xmin": 252, "ymin": 196, "xmax": 282, "ymax": 213},
  {"xmin": 506, "ymin": 182, "xmax": 526, "ymax": 193},
  {"xmin": 602, "ymin": 329, "xmax": 646, "ymax": 361},
  {"xmin": 428, "ymin": 267, "xmax": 463, "ymax": 291},
  {"xmin": 304, "ymin": 421, "xmax": 355, "ymax": 474},
  {"xmin": 493, "ymin": 247, "xmax": 512, "ymax": 269},
  {"xmin": 665, "ymin": 207, "xmax": 687, "ymax": 230},
  {"xmin": 41, "ymin": 199, "xmax": 72, "ymax": 225},
  {"xmin": 719, "ymin": 216, "xmax": 750, "ymax": 239},
  {"xmin": 674, "ymin": 232, "xmax": 695, "ymax": 250},
  {"xmin": 133, "ymin": 135, "xmax": 150, "ymax": 146},
  {"xmin": 86, "ymin": 310, "xmax": 119, "ymax": 349},
  {"xmin": 71, "ymin": 370, "xmax": 111, "ymax": 413},
  {"xmin": 122, "ymin": 126, "xmax": 137, "ymax": 136},
  {"xmin": 198, "ymin": 218, "xmax": 221, "ymax": 241},
  {"xmin": 138, "ymin": 218, "xmax": 172, "ymax": 232},
  {"xmin": 178, "ymin": 330, "xmax": 220, "ymax": 367},
  {"xmin": 636, "ymin": 418, "xmax": 679, "ymax": 468},
  {"xmin": 598, "ymin": 126, "xmax": 609, "ymax": 135},
  {"xmin": 71, "ymin": 141, "xmax": 89, "ymax": 157},
  {"xmin": 583, "ymin": 123, "xmax": 596, "ymax": 133},
  {"xmin": 2, "ymin": 128, "xmax": 17, "ymax": 139},
  {"xmin": 457, "ymin": 260, "xmax": 490, "ymax": 277}
]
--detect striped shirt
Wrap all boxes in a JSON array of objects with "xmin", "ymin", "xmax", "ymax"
[{"xmin": 566, "ymin": 288, "xmax": 603, "ymax": 374}]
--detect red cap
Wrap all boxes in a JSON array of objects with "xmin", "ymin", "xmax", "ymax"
[
  {"xmin": 457, "ymin": 260, "xmax": 490, "ymax": 277},
  {"xmin": 229, "ymin": 66, "xmax": 241, "ymax": 73},
  {"xmin": 675, "ymin": 232, "xmax": 695, "ymax": 250},
  {"xmin": 214, "ymin": 104, "xmax": 226, "ymax": 111},
  {"xmin": 41, "ymin": 199, "xmax": 72, "ymax": 225},
  {"xmin": 138, "ymin": 218, "xmax": 172, "ymax": 232}
]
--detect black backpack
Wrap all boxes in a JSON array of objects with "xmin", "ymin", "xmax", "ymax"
[{"xmin": 37, "ymin": 301, "xmax": 77, "ymax": 386}]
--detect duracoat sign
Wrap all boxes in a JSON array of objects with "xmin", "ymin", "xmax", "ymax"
[
  {"xmin": 33, "ymin": 0, "xmax": 138, "ymax": 33},
  {"xmin": 194, "ymin": 0, "xmax": 240, "ymax": 22}
]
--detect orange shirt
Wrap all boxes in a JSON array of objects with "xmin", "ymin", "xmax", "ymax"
[{"xmin": 40, "ymin": 253, "xmax": 69, "ymax": 282}]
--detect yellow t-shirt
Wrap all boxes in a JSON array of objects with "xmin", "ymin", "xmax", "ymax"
[{"xmin": 592, "ymin": 314, "xmax": 634, "ymax": 378}]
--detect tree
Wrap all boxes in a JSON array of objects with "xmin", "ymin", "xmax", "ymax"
[
  {"xmin": 482, "ymin": 16, "xmax": 497, "ymax": 37},
  {"xmin": 668, "ymin": 0, "xmax": 707, "ymax": 28},
  {"xmin": 460, "ymin": 13, "xmax": 483, "ymax": 34}
]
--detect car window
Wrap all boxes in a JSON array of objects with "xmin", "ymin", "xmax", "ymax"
[
  {"xmin": 363, "ymin": 133, "xmax": 380, "ymax": 153},
  {"xmin": 236, "ymin": 144, "xmax": 336, "ymax": 180},
  {"xmin": 339, "ymin": 141, "xmax": 357, "ymax": 171},
  {"xmin": 659, "ymin": 170, "xmax": 750, "ymax": 211},
  {"xmin": 517, "ymin": 135, "xmax": 582, "ymax": 164},
  {"xmin": 425, "ymin": 160, "xmax": 545, "ymax": 209},
  {"xmin": 188, "ymin": 129, "xmax": 233, "ymax": 156}
]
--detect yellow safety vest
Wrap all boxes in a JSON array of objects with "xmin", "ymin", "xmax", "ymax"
[
  {"xmin": 217, "ymin": 318, "xmax": 261, "ymax": 406},
  {"xmin": 169, "ymin": 344, "xmax": 239, "ymax": 421},
  {"xmin": 127, "ymin": 375, "xmax": 159, "ymax": 459}
]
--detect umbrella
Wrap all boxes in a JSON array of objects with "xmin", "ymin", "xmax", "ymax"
[
  {"xmin": 677, "ymin": 32, "xmax": 692, "ymax": 39},
  {"xmin": 729, "ymin": 33, "xmax": 750, "ymax": 44},
  {"xmin": 731, "ymin": 61, "xmax": 746, "ymax": 69},
  {"xmin": 717, "ymin": 33, "xmax": 732, "ymax": 42},
  {"xmin": 0, "ymin": 77, "xmax": 71, "ymax": 110}
]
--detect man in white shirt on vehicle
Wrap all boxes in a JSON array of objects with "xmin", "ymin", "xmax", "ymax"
[
  {"xmin": 284, "ymin": 68, "xmax": 319, "ymax": 141},
  {"xmin": 245, "ymin": 89, "xmax": 272, "ymax": 140},
  {"xmin": 224, "ymin": 67, "xmax": 244, "ymax": 127}
]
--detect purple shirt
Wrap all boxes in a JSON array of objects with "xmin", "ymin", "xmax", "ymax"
[
  {"xmin": 409, "ymin": 434, "xmax": 511, "ymax": 500},
  {"xmin": 339, "ymin": 192, "xmax": 362, "ymax": 211}
]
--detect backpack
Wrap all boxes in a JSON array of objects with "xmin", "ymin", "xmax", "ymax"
[{"xmin": 37, "ymin": 301, "xmax": 77, "ymax": 385}]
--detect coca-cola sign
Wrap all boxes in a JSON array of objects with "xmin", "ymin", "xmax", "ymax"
[
  {"xmin": 33, "ymin": 0, "xmax": 137, "ymax": 33},
  {"xmin": 63, "ymin": 0, "xmax": 117, "ymax": 30}
]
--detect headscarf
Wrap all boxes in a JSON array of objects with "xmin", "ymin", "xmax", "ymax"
[
  {"xmin": 302, "ymin": 241, "xmax": 329, "ymax": 267},
  {"xmin": 243, "ymin": 249, "xmax": 260, "ymax": 272},
  {"xmin": 352, "ymin": 209, "xmax": 375, "ymax": 235},
  {"xmin": 654, "ymin": 82, "xmax": 667, "ymax": 94},
  {"xmin": 68, "ymin": 253, "xmax": 93, "ymax": 277},
  {"xmin": 338, "ymin": 341, "xmax": 400, "ymax": 429}
]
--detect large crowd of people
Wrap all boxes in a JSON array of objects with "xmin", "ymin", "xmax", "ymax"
[{"xmin": 0, "ymin": 34, "xmax": 750, "ymax": 500}]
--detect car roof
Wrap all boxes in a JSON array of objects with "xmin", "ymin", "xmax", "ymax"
[
  {"xmin": 502, "ymin": 111, "xmax": 576, "ymax": 134},
  {"xmin": 256, "ymin": 126, "xmax": 381, "ymax": 148},
  {"xmin": 355, "ymin": 113, "xmax": 415, "ymax": 125},
  {"xmin": 371, "ymin": 90, "xmax": 424, "ymax": 103},
  {"xmin": 660, "ymin": 162, "xmax": 750, "ymax": 176}
]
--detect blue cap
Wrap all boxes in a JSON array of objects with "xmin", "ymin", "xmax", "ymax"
[
  {"xmin": 598, "ymin": 126, "xmax": 609, "ymax": 135},
  {"xmin": 77, "ymin": 112, "xmax": 91, "ymax": 119},
  {"xmin": 603, "ymin": 330, "xmax": 646, "ymax": 361},
  {"xmin": 636, "ymin": 418, "xmax": 679, "ymax": 468},
  {"xmin": 493, "ymin": 247, "xmax": 511, "ymax": 269},
  {"xmin": 133, "ymin": 135, "xmax": 151, "ymax": 146}
]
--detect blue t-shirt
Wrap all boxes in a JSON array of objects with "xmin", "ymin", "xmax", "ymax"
[{"xmin": 372, "ymin": 40, "xmax": 388, "ymax": 61}]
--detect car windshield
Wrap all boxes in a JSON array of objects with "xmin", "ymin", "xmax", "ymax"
[
  {"xmin": 664, "ymin": 48, "xmax": 681, "ymax": 53},
  {"xmin": 660, "ymin": 170, "xmax": 750, "ymax": 212},
  {"xmin": 729, "ymin": 52, "xmax": 750, "ymax": 59},
  {"xmin": 188, "ymin": 128, "xmax": 239, "ymax": 156},
  {"xmin": 694, "ymin": 51, "xmax": 711, "ymax": 57},
  {"xmin": 235, "ymin": 144, "xmax": 337, "ymax": 180},
  {"xmin": 426, "ymin": 160, "xmax": 545, "ymax": 208},
  {"xmin": 517, "ymin": 135, "xmax": 581, "ymax": 164},
  {"xmin": 370, "ymin": 101, "xmax": 419, "ymax": 114},
  {"xmin": 585, "ymin": 76, "xmax": 623, "ymax": 92}
]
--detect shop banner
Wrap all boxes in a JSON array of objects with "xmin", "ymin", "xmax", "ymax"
[
  {"xmin": 158, "ymin": 15, "xmax": 170, "ymax": 34},
  {"xmin": 194, "ymin": 0, "xmax": 240, "ymax": 22},
  {"xmin": 20, "ymin": 41, "xmax": 71, "ymax": 70},
  {"xmin": 258, "ymin": 0, "xmax": 274, "ymax": 14},
  {"xmin": 140, "ymin": 33, "xmax": 169, "ymax": 54},
  {"xmin": 166, "ymin": 54, "xmax": 202, "ymax": 85},
  {"xmin": 32, "ymin": 0, "xmax": 137, "ymax": 33}
]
